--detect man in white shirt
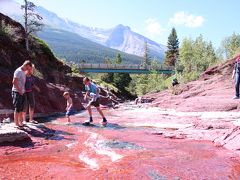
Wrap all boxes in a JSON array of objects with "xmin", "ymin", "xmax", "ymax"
[{"xmin": 12, "ymin": 60, "xmax": 33, "ymax": 127}]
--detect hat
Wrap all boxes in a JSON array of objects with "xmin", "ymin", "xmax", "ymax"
[{"xmin": 63, "ymin": 92, "xmax": 69, "ymax": 96}]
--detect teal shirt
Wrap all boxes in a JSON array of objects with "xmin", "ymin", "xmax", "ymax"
[{"xmin": 85, "ymin": 82, "xmax": 99, "ymax": 96}]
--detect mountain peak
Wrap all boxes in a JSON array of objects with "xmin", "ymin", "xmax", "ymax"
[{"xmin": 115, "ymin": 24, "xmax": 131, "ymax": 31}]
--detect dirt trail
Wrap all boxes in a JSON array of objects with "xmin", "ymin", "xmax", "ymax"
[{"xmin": 0, "ymin": 106, "xmax": 240, "ymax": 179}]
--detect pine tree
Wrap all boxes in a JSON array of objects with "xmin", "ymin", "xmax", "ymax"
[
  {"xmin": 21, "ymin": 0, "xmax": 43, "ymax": 51},
  {"xmin": 115, "ymin": 53, "xmax": 122, "ymax": 64},
  {"xmin": 164, "ymin": 27, "xmax": 179, "ymax": 66},
  {"xmin": 101, "ymin": 57, "xmax": 114, "ymax": 83},
  {"xmin": 142, "ymin": 41, "xmax": 150, "ymax": 68}
]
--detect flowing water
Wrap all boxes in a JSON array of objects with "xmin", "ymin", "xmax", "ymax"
[{"xmin": 0, "ymin": 107, "xmax": 240, "ymax": 179}]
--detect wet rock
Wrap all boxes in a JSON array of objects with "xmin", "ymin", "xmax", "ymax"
[
  {"xmin": 0, "ymin": 123, "xmax": 57, "ymax": 143},
  {"xmin": 148, "ymin": 170, "xmax": 167, "ymax": 180},
  {"xmin": 97, "ymin": 140, "xmax": 143, "ymax": 150}
]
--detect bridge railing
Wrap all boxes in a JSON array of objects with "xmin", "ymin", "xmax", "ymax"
[{"xmin": 78, "ymin": 63, "xmax": 178, "ymax": 71}]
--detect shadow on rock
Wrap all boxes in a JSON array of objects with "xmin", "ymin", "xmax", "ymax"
[
  {"xmin": 22, "ymin": 124, "xmax": 75, "ymax": 141},
  {"xmin": 0, "ymin": 138, "xmax": 34, "ymax": 148}
]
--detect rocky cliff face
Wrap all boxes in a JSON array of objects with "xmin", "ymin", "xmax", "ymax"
[{"xmin": 0, "ymin": 13, "xmax": 85, "ymax": 117}]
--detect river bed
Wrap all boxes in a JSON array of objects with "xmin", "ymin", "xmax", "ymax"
[{"xmin": 0, "ymin": 106, "xmax": 240, "ymax": 179}]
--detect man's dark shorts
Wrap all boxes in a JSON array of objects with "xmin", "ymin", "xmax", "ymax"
[
  {"xmin": 24, "ymin": 91, "xmax": 35, "ymax": 112},
  {"xmin": 90, "ymin": 98, "xmax": 100, "ymax": 107},
  {"xmin": 12, "ymin": 91, "xmax": 25, "ymax": 113}
]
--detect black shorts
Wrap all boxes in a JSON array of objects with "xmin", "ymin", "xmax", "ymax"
[
  {"xmin": 12, "ymin": 91, "xmax": 25, "ymax": 113},
  {"xmin": 90, "ymin": 98, "xmax": 100, "ymax": 107},
  {"xmin": 24, "ymin": 91, "xmax": 35, "ymax": 112}
]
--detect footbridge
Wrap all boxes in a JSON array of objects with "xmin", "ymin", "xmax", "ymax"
[{"xmin": 78, "ymin": 64, "xmax": 183, "ymax": 74}]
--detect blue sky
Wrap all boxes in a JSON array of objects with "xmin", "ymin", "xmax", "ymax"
[{"xmin": 14, "ymin": 0, "xmax": 240, "ymax": 47}]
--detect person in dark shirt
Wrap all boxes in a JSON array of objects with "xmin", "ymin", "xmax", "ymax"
[
  {"xmin": 232, "ymin": 55, "xmax": 240, "ymax": 99},
  {"xmin": 172, "ymin": 77, "xmax": 179, "ymax": 87},
  {"xmin": 23, "ymin": 65, "xmax": 39, "ymax": 123}
]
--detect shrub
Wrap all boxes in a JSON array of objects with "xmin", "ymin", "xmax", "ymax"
[
  {"xmin": 32, "ymin": 36, "xmax": 54, "ymax": 58},
  {"xmin": 0, "ymin": 20, "xmax": 21, "ymax": 42}
]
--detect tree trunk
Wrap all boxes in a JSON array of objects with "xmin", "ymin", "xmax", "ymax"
[{"xmin": 24, "ymin": 0, "xmax": 29, "ymax": 51}]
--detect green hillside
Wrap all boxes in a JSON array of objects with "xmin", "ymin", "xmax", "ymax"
[{"xmin": 37, "ymin": 28, "xmax": 143, "ymax": 64}]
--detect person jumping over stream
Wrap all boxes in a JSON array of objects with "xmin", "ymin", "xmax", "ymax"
[
  {"xmin": 232, "ymin": 55, "xmax": 240, "ymax": 99},
  {"xmin": 82, "ymin": 77, "xmax": 108, "ymax": 126}
]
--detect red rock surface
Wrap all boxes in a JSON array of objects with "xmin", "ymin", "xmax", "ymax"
[
  {"xmin": 0, "ymin": 108, "xmax": 240, "ymax": 179},
  {"xmin": 144, "ymin": 57, "xmax": 239, "ymax": 112}
]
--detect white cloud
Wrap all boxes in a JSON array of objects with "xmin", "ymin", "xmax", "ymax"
[
  {"xmin": 145, "ymin": 18, "xmax": 166, "ymax": 37},
  {"xmin": 169, "ymin": 11, "xmax": 204, "ymax": 28}
]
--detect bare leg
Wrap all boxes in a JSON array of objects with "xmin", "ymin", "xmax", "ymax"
[
  {"xmin": 96, "ymin": 107, "xmax": 105, "ymax": 119},
  {"xmin": 87, "ymin": 105, "xmax": 92, "ymax": 118},
  {"xmin": 14, "ymin": 111, "xmax": 19, "ymax": 126},
  {"xmin": 19, "ymin": 112, "xmax": 24, "ymax": 126},
  {"xmin": 66, "ymin": 115, "xmax": 70, "ymax": 122},
  {"xmin": 29, "ymin": 108, "xmax": 34, "ymax": 122},
  {"xmin": 22, "ymin": 112, "xmax": 26, "ymax": 122}
]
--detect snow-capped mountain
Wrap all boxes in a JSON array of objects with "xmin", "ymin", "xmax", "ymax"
[
  {"xmin": 1, "ymin": 0, "xmax": 166, "ymax": 60},
  {"xmin": 105, "ymin": 24, "xmax": 166, "ymax": 59},
  {"xmin": 36, "ymin": 7, "xmax": 166, "ymax": 59}
]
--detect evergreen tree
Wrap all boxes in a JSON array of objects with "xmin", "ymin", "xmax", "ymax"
[
  {"xmin": 142, "ymin": 41, "xmax": 150, "ymax": 68},
  {"xmin": 115, "ymin": 53, "xmax": 122, "ymax": 64},
  {"xmin": 164, "ymin": 27, "xmax": 179, "ymax": 66},
  {"xmin": 113, "ymin": 73, "xmax": 132, "ymax": 92},
  {"xmin": 113, "ymin": 53, "xmax": 131, "ymax": 92},
  {"xmin": 101, "ymin": 57, "xmax": 114, "ymax": 83}
]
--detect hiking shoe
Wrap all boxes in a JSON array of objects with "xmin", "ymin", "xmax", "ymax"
[
  {"xmin": 83, "ymin": 117, "xmax": 93, "ymax": 125},
  {"xmin": 89, "ymin": 117, "xmax": 93, "ymax": 123},
  {"xmin": 100, "ymin": 121, "xmax": 107, "ymax": 126},
  {"xmin": 100, "ymin": 118, "xmax": 108, "ymax": 126}
]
